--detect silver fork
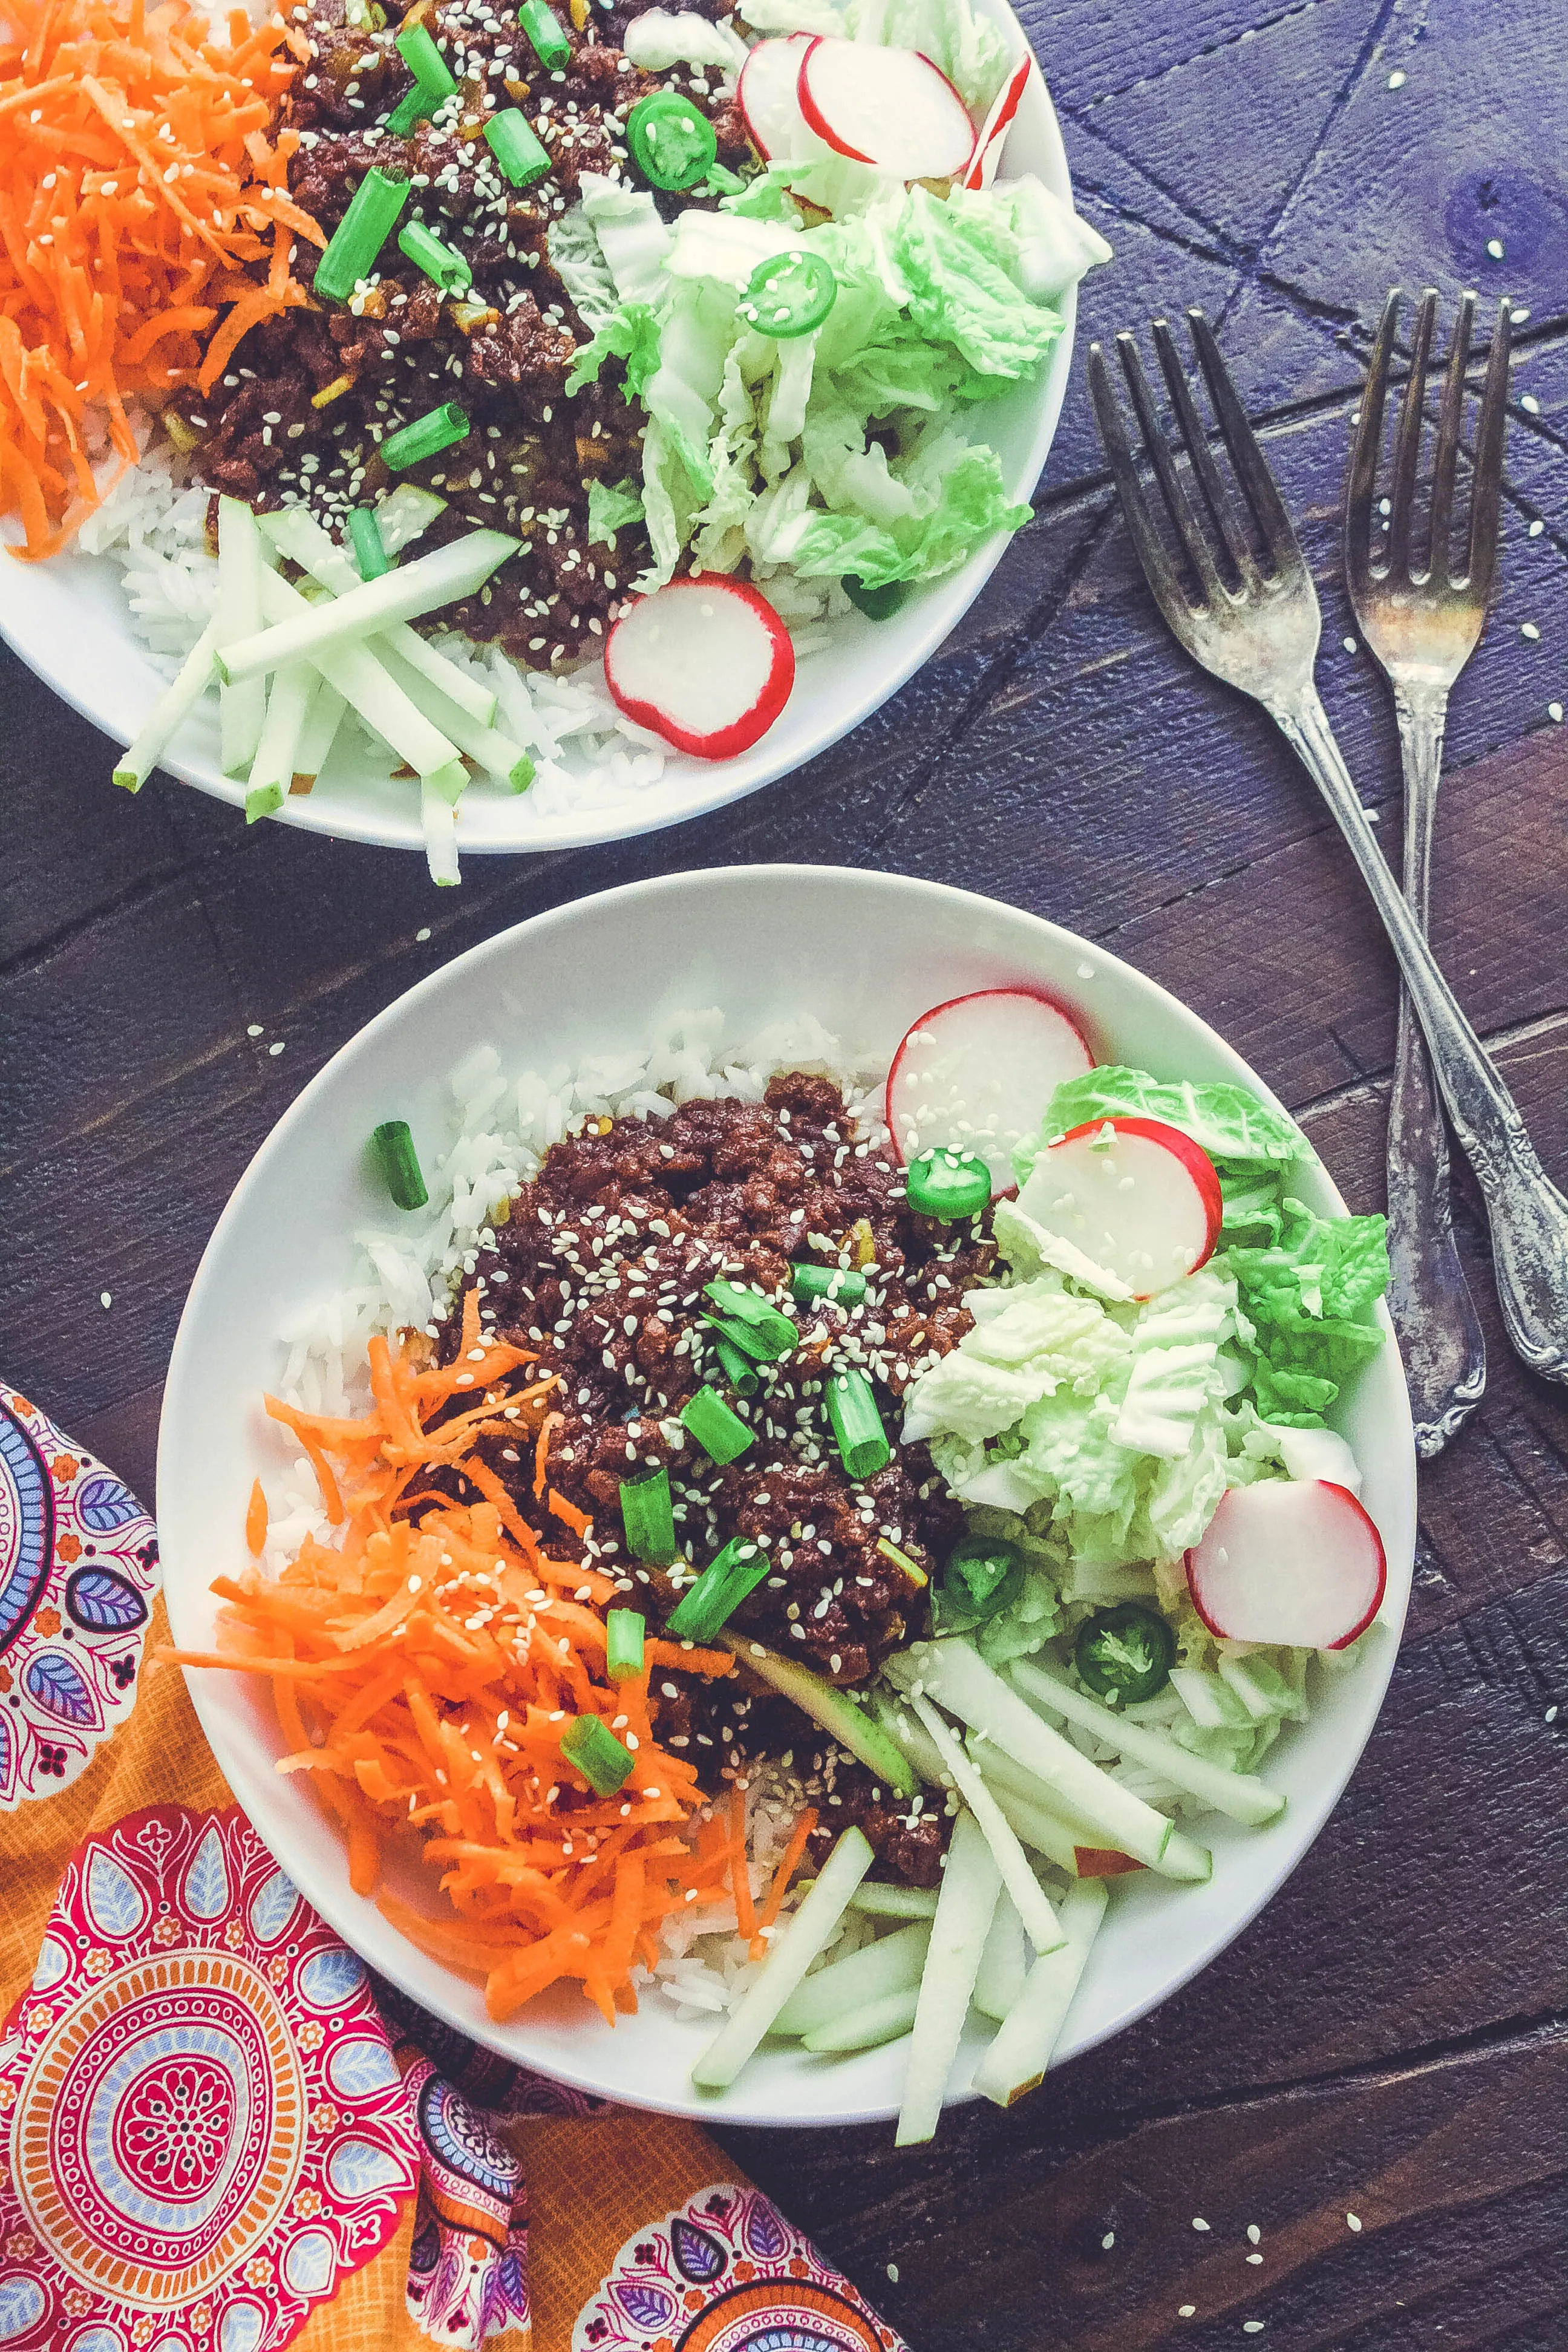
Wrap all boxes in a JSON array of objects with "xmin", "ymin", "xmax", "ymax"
[
  {"xmin": 1345, "ymin": 288, "xmax": 1503, "ymax": 1455},
  {"xmin": 1089, "ymin": 309, "xmax": 1568, "ymax": 1391}
]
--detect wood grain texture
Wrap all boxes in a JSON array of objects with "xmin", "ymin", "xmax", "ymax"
[{"xmin": 4, "ymin": 0, "xmax": 1567, "ymax": 2342}]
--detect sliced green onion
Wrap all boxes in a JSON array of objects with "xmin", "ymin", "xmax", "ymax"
[
  {"xmin": 844, "ymin": 578, "xmax": 907, "ymax": 621},
  {"xmin": 826, "ymin": 1368, "xmax": 889, "ymax": 1481},
  {"xmin": 517, "ymin": 0, "xmax": 570, "ymax": 67},
  {"xmin": 680, "ymin": 1386, "xmax": 754, "ymax": 1465},
  {"xmin": 313, "ymin": 167, "xmax": 410, "ymax": 302},
  {"xmin": 387, "ymin": 22, "xmax": 456, "ymax": 129},
  {"xmin": 606, "ymin": 1608, "xmax": 646, "ymax": 1681},
  {"xmin": 373, "ymin": 1118, "xmax": 428, "ymax": 1210},
  {"xmin": 397, "ymin": 217, "xmax": 472, "ymax": 293},
  {"xmin": 791, "ymin": 1261, "xmax": 867, "ymax": 1308},
  {"xmin": 666, "ymin": 1536, "xmax": 770, "ymax": 1644},
  {"xmin": 381, "ymin": 402, "xmax": 471, "ymax": 472},
  {"xmin": 619, "ymin": 1466, "xmax": 676, "ymax": 1564},
  {"xmin": 560, "ymin": 1712, "xmax": 634, "ymax": 1795},
  {"xmin": 483, "ymin": 106, "xmax": 552, "ymax": 187},
  {"xmin": 904, "ymin": 1145, "xmax": 991, "ymax": 1221},
  {"xmin": 346, "ymin": 506, "xmax": 389, "ymax": 580},
  {"xmin": 626, "ymin": 89, "xmax": 716, "ymax": 190},
  {"xmin": 710, "ymin": 1332, "xmax": 759, "ymax": 1394}
]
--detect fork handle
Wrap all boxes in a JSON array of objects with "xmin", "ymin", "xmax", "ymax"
[
  {"xmin": 1385, "ymin": 685, "xmax": 1486, "ymax": 1454},
  {"xmin": 1269, "ymin": 679, "xmax": 1568, "ymax": 1385}
]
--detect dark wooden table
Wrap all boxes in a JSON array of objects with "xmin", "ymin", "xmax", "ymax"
[{"xmin": 6, "ymin": 0, "xmax": 1568, "ymax": 2341}]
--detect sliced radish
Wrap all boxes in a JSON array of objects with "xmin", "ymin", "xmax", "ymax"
[
  {"xmin": 962, "ymin": 53, "xmax": 1031, "ymax": 190},
  {"xmin": 1016, "ymin": 1116, "xmax": 1222, "ymax": 1299},
  {"xmin": 797, "ymin": 36, "xmax": 976, "ymax": 180},
  {"xmin": 603, "ymin": 578, "xmax": 794, "ymax": 760},
  {"xmin": 1186, "ymin": 1480, "xmax": 1387, "ymax": 1651},
  {"xmin": 738, "ymin": 34, "xmax": 818, "ymax": 162},
  {"xmin": 885, "ymin": 987, "xmax": 1094, "ymax": 1194}
]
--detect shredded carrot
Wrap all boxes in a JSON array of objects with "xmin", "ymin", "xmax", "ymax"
[
  {"xmin": 728, "ymin": 1783, "xmax": 757, "ymax": 1943},
  {"xmin": 751, "ymin": 1806, "xmax": 818, "ymax": 1960},
  {"xmin": 0, "ymin": 0, "xmax": 318, "ymax": 557},
  {"xmin": 534, "ymin": 1410, "xmax": 561, "ymax": 1498},
  {"xmin": 244, "ymin": 1478, "xmax": 267, "ymax": 1557},
  {"xmin": 165, "ymin": 1306, "xmax": 735, "ymax": 2024}
]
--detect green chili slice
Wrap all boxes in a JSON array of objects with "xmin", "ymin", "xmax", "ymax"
[
  {"xmin": 934, "ymin": 1534, "xmax": 1025, "ymax": 1633},
  {"xmin": 1074, "ymin": 1604, "xmax": 1176, "ymax": 1705},
  {"xmin": 626, "ymin": 90, "xmax": 716, "ymax": 190},
  {"xmin": 737, "ymin": 250, "xmax": 837, "ymax": 338},
  {"xmin": 904, "ymin": 1145, "xmax": 991, "ymax": 1221}
]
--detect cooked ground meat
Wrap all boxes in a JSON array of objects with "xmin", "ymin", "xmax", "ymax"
[
  {"xmin": 423, "ymin": 1073, "xmax": 993, "ymax": 1881},
  {"xmin": 172, "ymin": 0, "xmax": 752, "ymax": 667}
]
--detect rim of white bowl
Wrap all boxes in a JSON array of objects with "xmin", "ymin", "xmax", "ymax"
[{"xmin": 158, "ymin": 866, "xmax": 1417, "ymax": 2126}]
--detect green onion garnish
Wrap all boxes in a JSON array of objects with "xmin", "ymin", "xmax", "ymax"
[
  {"xmin": 346, "ymin": 506, "xmax": 388, "ymax": 581},
  {"xmin": 666, "ymin": 1536, "xmax": 770, "ymax": 1644},
  {"xmin": 680, "ymin": 1387, "xmax": 753, "ymax": 1465},
  {"xmin": 387, "ymin": 22, "xmax": 457, "ymax": 128},
  {"xmin": 397, "ymin": 218, "xmax": 472, "ymax": 293},
  {"xmin": 373, "ymin": 1118, "xmax": 428, "ymax": 1210},
  {"xmin": 826, "ymin": 1368, "xmax": 889, "ymax": 1481},
  {"xmin": 710, "ymin": 1332, "xmax": 760, "ymax": 1394},
  {"xmin": 381, "ymin": 403, "xmax": 471, "ymax": 471},
  {"xmin": 606, "ymin": 1608, "xmax": 646, "ymax": 1681},
  {"xmin": 517, "ymin": 0, "xmax": 570, "ymax": 68},
  {"xmin": 313, "ymin": 167, "xmax": 410, "ymax": 303},
  {"xmin": 483, "ymin": 107, "xmax": 552, "ymax": 187},
  {"xmin": 619, "ymin": 1467, "xmax": 676, "ymax": 1564},
  {"xmin": 703, "ymin": 1281, "xmax": 796, "ymax": 1360},
  {"xmin": 560, "ymin": 1713, "xmax": 634, "ymax": 1795},
  {"xmin": 791, "ymin": 1262, "xmax": 867, "ymax": 1308}
]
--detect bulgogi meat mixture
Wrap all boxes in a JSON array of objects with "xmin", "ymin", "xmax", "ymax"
[
  {"xmin": 168, "ymin": 0, "xmax": 748, "ymax": 667},
  {"xmin": 433, "ymin": 1073, "xmax": 996, "ymax": 1881}
]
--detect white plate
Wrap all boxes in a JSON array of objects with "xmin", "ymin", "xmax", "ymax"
[
  {"xmin": 158, "ymin": 866, "xmax": 1417, "ymax": 2126},
  {"xmin": 0, "ymin": 11, "xmax": 1077, "ymax": 857}
]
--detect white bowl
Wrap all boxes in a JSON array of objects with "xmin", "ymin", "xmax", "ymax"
[
  {"xmin": 158, "ymin": 866, "xmax": 1416, "ymax": 2126},
  {"xmin": 0, "ymin": 11, "xmax": 1077, "ymax": 858}
]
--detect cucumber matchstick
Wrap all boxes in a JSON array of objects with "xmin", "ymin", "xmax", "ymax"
[
  {"xmin": 218, "ymin": 530, "xmax": 518, "ymax": 685},
  {"xmin": 692, "ymin": 1826, "xmax": 874, "ymax": 2091}
]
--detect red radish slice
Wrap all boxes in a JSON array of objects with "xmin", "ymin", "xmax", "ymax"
[
  {"xmin": 604, "ymin": 578, "xmax": 794, "ymax": 760},
  {"xmin": 885, "ymin": 988, "xmax": 1094, "ymax": 1194},
  {"xmin": 962, "ymin": 53, "xmax": 1031, "ymax": 189},
  {"xmin": 797, "ymin": 36, "xmax": 976, "ymax": 180},
  {"xmin": 738, "ymin": 34, "xmax": 817, "ymax": 161},
  {"xmin": 1016, "ymin": 1116, "xmax": 1222, "ymax": 1298},
  {"xmin": 1186, "ymin": 1480, "xmax": 1387, "ymax": 1651}
]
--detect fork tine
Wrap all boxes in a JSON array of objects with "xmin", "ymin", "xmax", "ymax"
[
  {"xmin": 1150, "ymin": 316, "xmax": 1259, "ymax": 589},
  {"xmin": 1427, "ymin": 289, "xmax": 1474, "ymax": 585},
  {"xmin": 1346, "ymin": 290, "xmax": 1400, "ymax": 607},
  {"xmin": 1185, "ymin": 307, "xmax": 1305, "ymax": 576},
  {"xmin": 1114, "ymin": 331, "xmax": 1228, "ymax": 609},
  {"xmin": 1387, "ymin": 288, "xmax": 1437, "ymax": 583},
  {"xmin": 1087, "ymin": 341, "xmax": 1194, "ymax": 629},
  {"xmin": 1464, "ymin": 298, "xmax": 1512, "ymax": 595}
]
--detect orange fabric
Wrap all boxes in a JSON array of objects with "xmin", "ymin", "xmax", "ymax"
[{"xmin": 0, "ymin": 1601, "xmax": 743, "ymax": 2351}]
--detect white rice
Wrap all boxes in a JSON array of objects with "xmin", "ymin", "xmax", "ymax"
[
  {"xmin": 79, "ymin": 440, "xmax": 680, "ymax": 828},
  {"xmin": 267, "ymin": 1001, "xmax": 890, "ymax": 2008}
]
